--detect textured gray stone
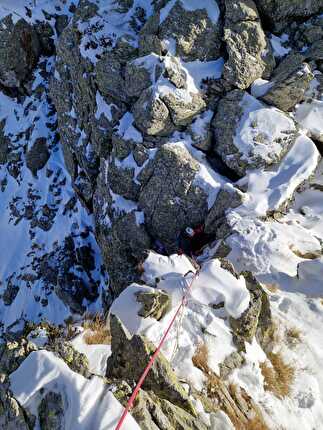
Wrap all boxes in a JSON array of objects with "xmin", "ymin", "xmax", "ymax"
[
  {"xmin": 213, "ymin": 90, "xmax": 298, "ymax": 176},
  {"xmin": 223, "ymin": 0, "xmax": 275, "ymax": 89},
  {"xmin": 106, "ymin": 314, "xmax": 196, "ymax": 415},
  {"xmin": 132, "ymin": 87, "xmax": 174, "ymax": 136},
  {"xmin": 138, "ymin": 143, "xmax": 208, "ymax": 250},
  {"xmin": 261, "ymin": 59, "xmax": 314, "ymax": 111},
  {"xmin": 141, "ymin": 0, "xmax": 221, "ymax": 61}
]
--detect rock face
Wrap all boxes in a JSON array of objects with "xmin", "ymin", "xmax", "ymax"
[
  {"xmin": 48, "ymin": 340, "xmax": 90, "ymax": 378},
  {"xmin": 213, "ymin": 90, "xmax": 298, "ymax": 176},
  {"xmin": 223, "ymin": 0, "xmax": 275, "ymax": 89},
  {"xmin": 50, "ymin": 1, "xmax": 126, "ymax": 203},
  {"xmin": 139, "ymin": 143, "xmax": 208, "ymax": 250},
  {"xmin": 0, "ymin": 16, "xmax": 40, "ymax": 90},
  {"xmin": 255, "ymin": 0, "xmax": 323, "ymax": 31},
  {"xmin": 261, "ymin": 57, "xmax": 314, "ymax": 111}
]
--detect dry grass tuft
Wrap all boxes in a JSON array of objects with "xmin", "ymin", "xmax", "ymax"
[
  {"xmin": 83, "ymin": 313, "xmax": 111, "ymax": 345},
  {"xmin": 260, "ymin": 352, "xmax": 295, "ymax": 398},
  {"xmin": 192, "ymin": 343, "xmax": 209, "ymax": 374},
  {"xmin": 286, "ymin": 327, "xmax": 302, "ymax": 345},
  {"xmin": 192, "ymin": 343, "xmax": 220, "ymax": 398}
]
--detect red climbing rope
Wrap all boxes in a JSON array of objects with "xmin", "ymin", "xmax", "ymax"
[{"xmin": 115, "ymin": 269, "xmax": 200, "ymax": 430}]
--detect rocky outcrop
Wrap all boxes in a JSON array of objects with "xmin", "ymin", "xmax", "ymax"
[
  {"xmin": 223, "ymin": 0, "xmax": 275, "ymax": 89},
  {"xmin": 50, "ymin": 1, "xmax": 126, "ymax": 203},
  {"xmin": 0, "ymin": 15, "xmax": 40, "ymax": 91},
  {"xmin": 48, "ymin": 340, "xmax": 90, "ymax": 378},
  {"xmin": 106, "ymin": 314, "xmax": 196, "ymax": 415},
  {"xmin": 131, "ymin": 54, "xmax": 206, "ymax": 136},
  {"xmin": 213, "ymin": 90, "xmax": 298, "ymax": 176},
  {"xmin": 0, "ymin": 339, "xmax": 37, "ymax": 376}
]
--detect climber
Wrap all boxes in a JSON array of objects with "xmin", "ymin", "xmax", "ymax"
[{"xmin": 177, "ymin": 224, "xmax": 209, "ymax": 258}]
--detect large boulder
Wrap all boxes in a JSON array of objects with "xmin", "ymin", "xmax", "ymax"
[
  {"xmin": 261, "ymin": 56, "xmax": 314, "ymax": 111},
  {"xmin": 223, "ymin": 0, "xmax": 275, "ymax": 89},
  {"xmin": 132, "ymin": 54, "xmax": 206, "ymax": 136},
  {"xmin": 139, "ymin": 0, "xmax": 222, "ymax": 61},
  {"xmin": 0, "ymin": 15, "xmax": 40, "ymax": 90},
  {"xmin": 255, "ymin": 0, "xmax": 323, "ymax": 32},
  {"xmin": 205, "ymin": 185, "xmax": 246, "ymax": 237},
  {"xmin": 213, "ymin": 90, "xmax": 298, "ymax": 176},
  {"xmin": 132, "ymin": 87, "xmax": 174, "ymax": 136},
  {"xmin": 138, "ymin": 143, "xmax": 209, "ymax": 250}
]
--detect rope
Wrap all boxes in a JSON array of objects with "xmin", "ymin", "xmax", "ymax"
[{"xmin": 115, "ymin": 269, "xmax": 200, "ymax": 430}]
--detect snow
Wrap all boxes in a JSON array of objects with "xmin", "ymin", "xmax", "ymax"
[
  {"xmin": 229, "ymin": 291, "xmax": 323, "ymax": 430},
  {"xmin": 251, "ymin": 78, "xmax": 273, "ymax": 98},
  {"xmin": 111, "ymin": 252, "xmax": 249, "ymax": 385},
  {"xmin": 95, "ymin": 91, "xmax": 115, "ymax": 122},
  {"xmin": 270, "ymin": 33, "xmax": 291, "ymax": 57},
  {"xmin": 183, "ymin": 57, "xmax": 224, "ymax": 89},
  {"xmin": 236, "ymin": 135, "xmax": 320, "ymax": 216},
  {"xmin": 235, "ymin": 93, "xmax": 296, "ymax": 165},
  {"xmin": 295, "ymin": 99, "xmax": 323, "ymax": 142},
  {"xmin": 10, "ymin": 350, "xmax": 139, "ymax": 430},
  {"xmin": 71, "ymin": 331, "xmax": 111, "ymax": 376},
  {"xmin": 116, "ymin": 112, "xmax": 143, "ymax": 143},
  {"xmin": 77, "ymin": 0, "xmax": 154, "ymax": 63}
]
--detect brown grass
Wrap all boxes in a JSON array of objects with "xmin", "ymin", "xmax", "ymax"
[
  {"xmin": 260, "ymin": 352, "xmax": 295, "ymax": 398},
  {"xmin": 83, "ymin": 314, "xmax": 111, "ymax": 345},
  {"xmin": 286, "ymin": 327, "xmax": 302, "ymax": 345},
  {"xmin": 192, "ymin": 343, "xmax": 209, "ymax": 374}
]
